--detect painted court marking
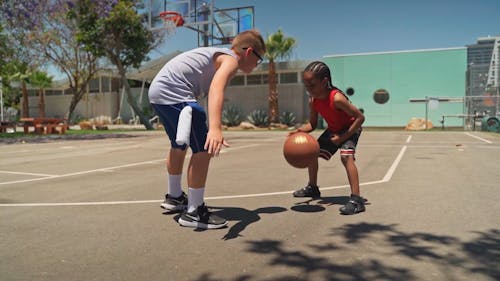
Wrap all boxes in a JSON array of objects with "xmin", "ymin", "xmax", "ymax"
[
  {"xmin": 0, "ymin": 140, "xmax": 408, "ymax": 207},
  {"xmin": 0, "ymin": 170, "xmax": 56, "ymax": 177},
  {"xmin": 0, "ymin": 160, "xmax": 166, "ymax": 186},
  {"xmin": 0, "ymin": 144, "xmax": 261, "ymax": 186},
  {"xmin": 464, "ymin": 132, "xmax": 493, "ymax": 144}
]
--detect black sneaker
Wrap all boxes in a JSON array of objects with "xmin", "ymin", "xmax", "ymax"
[
  {"xmin": 160, "ymin": 192, "xmax": 187, "ymax": 211},
  {"xmin": 293, "ymin": 184, "xmax": 321, "ymax": 198},
  {"xmin": 178, "ymin": 203, "xmax": 228, "ymax": 229},
  {"xmin": 339, "ymin": 195, "xmax": 365, "ymax": 215}
]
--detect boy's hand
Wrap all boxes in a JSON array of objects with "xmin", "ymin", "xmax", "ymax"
[{"xmin": 204, "ymin": 130, "xmax": 230, "ymax": 156}]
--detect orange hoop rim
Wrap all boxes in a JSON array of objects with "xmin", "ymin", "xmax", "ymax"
[{"xmin": 159, "ymin": 11, "xmax": 185, "ymax": 27}]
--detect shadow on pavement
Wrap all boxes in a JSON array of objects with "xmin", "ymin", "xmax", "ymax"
[{"xmin": 191, "ymin": 224, "xmax": 499, "ymax": 281}]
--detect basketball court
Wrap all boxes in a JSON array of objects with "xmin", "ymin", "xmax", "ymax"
[
  {"xmin": 1, "ymin": 130, "xmax": 499, "ymax": 281},
  {"xmin": 1, "ymin": 1, "xmax": 498, "ymax": 280}
]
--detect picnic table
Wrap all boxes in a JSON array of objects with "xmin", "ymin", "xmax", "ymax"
[
  {"xmin": 19, "ymin": 118, "xmax": 69, "ymax": 134},
  {"xmin": 0, "ymin": 121, "xmax": 17, "ymax": 133}
]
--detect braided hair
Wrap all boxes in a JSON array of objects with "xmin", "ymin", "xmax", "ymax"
[
  {"xmin": 304, "ymin": 61, "xmax": 349, "ymax": 99},
  {"xmin": 304, "ymin": 61, "xmax": 333, "ymax": 90}
]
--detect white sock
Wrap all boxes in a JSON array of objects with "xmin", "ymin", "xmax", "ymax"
[
  {"xmin": 187, "ymin": 187, "xmax": 205, "ymax": 213},
  {"xmin": 168, "ymin": 174, "xmax": 183, "ymax": 198}
]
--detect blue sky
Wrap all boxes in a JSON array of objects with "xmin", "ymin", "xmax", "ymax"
[{"xmin": 153, "ymin": 0, "xmax": 500, "ymax": 60}]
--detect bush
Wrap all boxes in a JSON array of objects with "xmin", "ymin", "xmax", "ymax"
[
  {"xmin": 70, "ymin": 115, "xmax": 85, "ymax": 125},
  {"xmin": 222, "ymin": 104, "xmax": 242, "ymax": 127},
  {"xmin": 247, "ymin": 109, "xmax": 269, "ymax": 127},
  {"xmin": 280, "ymin": 111, "xmax": 296, "ymax": 126}
]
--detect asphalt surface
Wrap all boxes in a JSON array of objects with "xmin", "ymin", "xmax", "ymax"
[{"xmin": 1, "ymin": 130, "xmax": 499, "ymax": 281}]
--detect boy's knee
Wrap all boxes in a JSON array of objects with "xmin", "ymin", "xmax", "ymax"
[{"xmin": 340, "ymin": 154, "xmax": 354, "ymax": 164}]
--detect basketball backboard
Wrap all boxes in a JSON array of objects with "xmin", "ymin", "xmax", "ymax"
[{"xmin": 146, "ymin": 0, "xmax": 254, "ymax": 47}]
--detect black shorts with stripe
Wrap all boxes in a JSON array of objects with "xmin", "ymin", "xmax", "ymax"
[{"xmin": 318, "ymin": 128, "xmax": 362, "ymax": 160}]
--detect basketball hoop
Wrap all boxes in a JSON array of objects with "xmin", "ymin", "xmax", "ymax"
[{"xmin": 159, "ymin": 11, "xmax": 184, "ymax": 36}]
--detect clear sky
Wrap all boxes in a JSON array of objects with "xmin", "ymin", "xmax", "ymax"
[{"xmin": 153, "ymin": 0, "xmax": 500, "ymax": 60}]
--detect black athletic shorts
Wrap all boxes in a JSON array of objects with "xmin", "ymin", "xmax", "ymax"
[{"xmin": 317, "ymin": 128, "xmax": 362, "ymax": 160}]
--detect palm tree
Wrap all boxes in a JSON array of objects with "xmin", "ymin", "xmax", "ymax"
[
  {"xmin": 29, "ymin": 71, "xmax": 53, "ymax": 118},
  {"xmin": 265, "ymin": 28, "xmax": 296, "ymax": 124},
  {"xmin": 9, "ymin": 62, "xmax": 31, "ymax": 118}
]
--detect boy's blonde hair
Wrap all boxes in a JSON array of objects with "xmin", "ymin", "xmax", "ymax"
[{"xmin": 231, "ymin": 29, "xmax": 266, "ymax": 55}]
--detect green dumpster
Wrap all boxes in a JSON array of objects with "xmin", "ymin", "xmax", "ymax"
[{"xmin": 481, "ymin": 116, "xmax": 500, "ymax": 133}]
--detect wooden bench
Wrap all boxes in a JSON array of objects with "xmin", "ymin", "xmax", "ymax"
[{"xmin": 19, "ymin": 118, "xmax": 69, "ymax": 134}]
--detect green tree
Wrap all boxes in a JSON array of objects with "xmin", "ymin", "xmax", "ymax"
[
  {"xmin": 0, "ymin": 21, "xmax": 29, "ymax": 116},
  {"xmin": 0, "ymin": 23, "xmax": 11, "ymax": 77},
  {"xmin": 75, "ymin": 0, "xmax": 157, "ymax": 130},
  {"xmin": 0, "ymin": 0, "xmax": 100, "ymax": 122},
  {"xmin": 265, "ymin": 29, "xmax": 296, "ymax": 124},
  {"xmin": 0, "ymin": 23, "xmax": 13, "ymax": 114},
  {"xmin": 29, "ymin": 71, "xmax": 53, "ymax": 118}
]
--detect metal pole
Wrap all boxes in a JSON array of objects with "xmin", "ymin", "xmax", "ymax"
[
  {"xmin": 497, "ymin": 86, "xmax": 499, "ymax": 117},
  {"xmin": 200, "ymin": 3, "xmax": 210, "ymax": 47},
  {"xmin": 0, "ymin": 76, "xmax": 4, "ymax": 122},
  {"xmin": 425, "ymin": 96, "xmax": 428, "ymax": 130}
]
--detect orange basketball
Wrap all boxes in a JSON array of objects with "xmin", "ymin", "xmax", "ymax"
[{"xmin": 283, "ymin": 132, "xmax": 320, "ymax": 168}]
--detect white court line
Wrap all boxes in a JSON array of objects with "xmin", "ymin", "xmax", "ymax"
[
  {"xmin": 221, "ymin": 144, "xmax": 260, "ymax": 152},
  {"xmin": 0, "ymin": 144, "xmax": 408, "ymax": 207},
  {"xmin": 1, "ymin": 200, "xmax": 161, "ymax": 207},
  {"xmin": 0, "ymin": 159, "xmax": 165, "ymax": 186},
  {"xmin": 382, "ymin": 146, "xmax": 407, "ymax": 182},
  {"xmin": 0, "ymin": 144, "xmax": 260, "ymax": 186},
  {"xmin": 464, "ymin": 132, "xmax": 493, "ymax": 144},
  {"xmin": 0, "ymin": 170, "xmax": 56, "ymax": 177}
]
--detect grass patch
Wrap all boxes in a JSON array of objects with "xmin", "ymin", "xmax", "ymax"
[
  {"xmin": 0, "ymin": 128, "xmax": 148, "ymax": 139},
  {"xmin": 63, "ymin": 128, "xmax": 146, "ymax": 135},
  {"xmin": 0, "ymin": 132, "xmax": 27, "ymax": 138}
]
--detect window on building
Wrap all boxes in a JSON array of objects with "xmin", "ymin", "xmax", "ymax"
[
  {"xmin": 111, "ymin": 78, "xmax": 121, "ymax": 91},
  {"xmin": 262, "ymin": 74, "xmax": 273, "ymax": 84},
  {"xmin": 280, "ymin": 72, "xmax": 298, "ymax": 84},
  {"xmin": 63, "ymin": 88, "xmax": 76, "ymax": 95},
  {"xmin": 229, "ymin": 75, "xmax": 245, "ymax": 86},
  {"xmin": 45, "ymin": 90, "xmax": 62, "ymax": 96},
  {"xmin": 247, "ymin": 74, "xmax": 262, "ymax": 85},
  {"xmin": 89, "ymin": 78, "xmax": 100, "ymax": 93},
  {"xmin": 102, "ymin": 77, "xmax": 111, "ymax": 92}
]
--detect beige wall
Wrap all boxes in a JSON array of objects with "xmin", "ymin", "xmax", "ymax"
[
  {"xmin": 26, "ymin": 88, "xmax": 147, "ymax": 123},
  {"xmin": 27, "ymin": 85, "xmax": 309, "ymax": 124},
  {"xmin": 23, "ymin": 58, "xmax": 312, "ymax": 125},
  {"xmin": 222, "ymin": 84, "xmax": 309, "ymax": 123}
]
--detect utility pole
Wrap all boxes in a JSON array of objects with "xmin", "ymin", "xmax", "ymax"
[{"xmin": 0, "ymin": 77, "xmax": 4, "ymax": 122}]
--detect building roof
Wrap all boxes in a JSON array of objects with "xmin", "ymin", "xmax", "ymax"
[
  {"xmin": 127, "ymin": 51, "xmax": 182, "ymax": 82},
  {"xmin": 323, "ymin": 47, "xmax": 466, "ymax": 58},
  {"xmin": 48, "ymin": 51, "xmax": 183, "ymax": 89}
]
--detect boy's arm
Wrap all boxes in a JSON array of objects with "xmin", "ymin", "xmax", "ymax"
[
  {"xmin": 333, "ymin": 94, "xmax": 365, "ymax": 144},
  {"xmin": 205, "ymin": 55, "xmax": 239, "ymax": 156}
]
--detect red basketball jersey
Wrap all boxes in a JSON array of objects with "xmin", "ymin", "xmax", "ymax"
[{"xmin": 312, "ymin": 89, "xmax": 355, "ymax": 133}]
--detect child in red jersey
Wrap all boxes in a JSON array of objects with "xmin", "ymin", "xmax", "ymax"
[{"xmin": 291, "ymin": 61, "xmax": 366, "ymax": 215}]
